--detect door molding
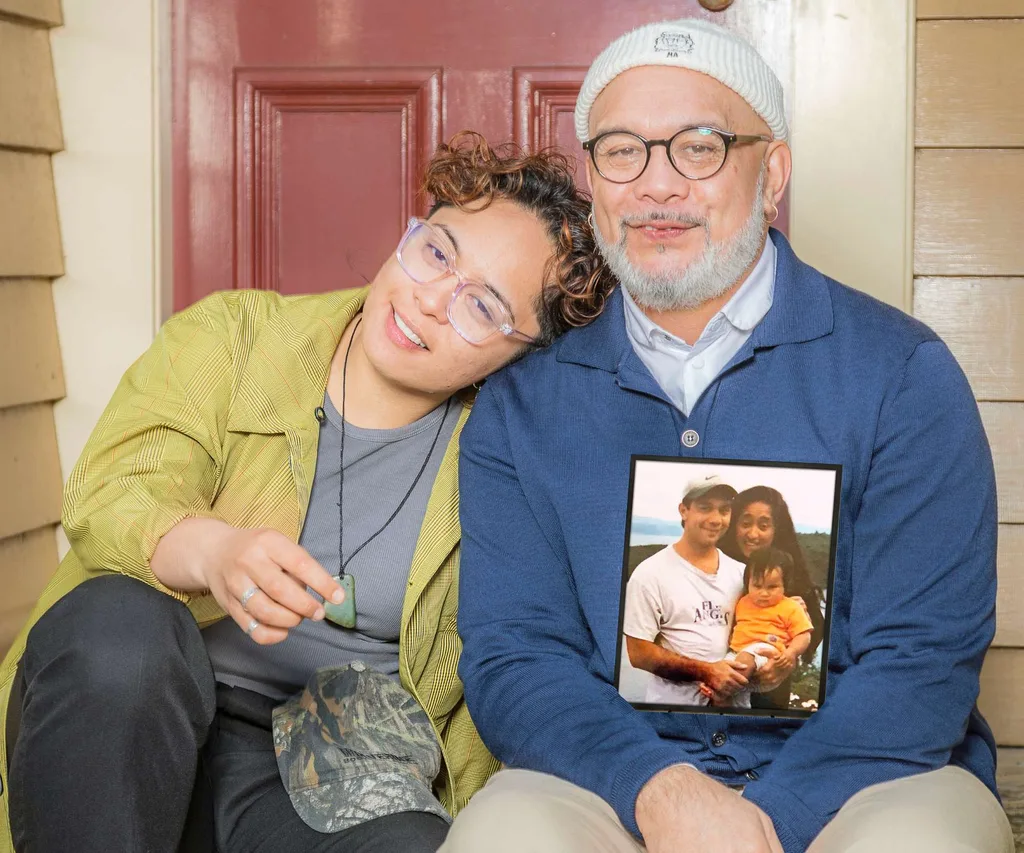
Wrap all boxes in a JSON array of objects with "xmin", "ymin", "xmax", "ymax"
[
  {"xmin": 790, "ymin": 0, "xmax": 915, "ymax": 311},
  {"xmin": 513, "ymin": 67, "xmax": 586, "ymax": 152}
]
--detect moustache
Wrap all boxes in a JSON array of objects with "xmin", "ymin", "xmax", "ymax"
[{"xmin": 619, "ymin": 212, "xmax": 708, "ymax": 229}]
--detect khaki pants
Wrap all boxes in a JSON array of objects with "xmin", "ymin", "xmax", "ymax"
[{"xmin": 440, "ymin": 766, "xmax": 1014, "ymax": 853}]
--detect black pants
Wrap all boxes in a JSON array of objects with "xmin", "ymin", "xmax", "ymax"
[{"xmin": 7, "ymin": 575, "xmax": 449, "ymax": 853}]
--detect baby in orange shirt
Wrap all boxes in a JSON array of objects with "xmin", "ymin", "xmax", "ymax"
[{"xmin": 722, "ymin": 547, "xmax": 814, "ymax": 709}]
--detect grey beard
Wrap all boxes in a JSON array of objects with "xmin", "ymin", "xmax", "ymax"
[{"xmin": 594, "ymin": 170, "xmax": 768, "ymax": 313}]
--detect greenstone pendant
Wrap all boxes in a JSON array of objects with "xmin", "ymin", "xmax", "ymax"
[{"xmin": 324, "ymin": 574, "xmax": 356, "ymax": 628}]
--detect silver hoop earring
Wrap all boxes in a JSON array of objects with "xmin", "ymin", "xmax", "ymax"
[
  {"xmin": 587, "ymin": 212, "xmax": 595, "ymax": 229},
  {"xmin": 766, "ymin": 203, "xmax": 779, "ymax": 225}
]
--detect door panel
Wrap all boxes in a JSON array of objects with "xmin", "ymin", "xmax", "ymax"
[
  {"xmin": 235, "ymin": 67, "xmax": 440, "ymax": 294},
  {"xmin": 173, "ymin": 0, "xmax": 793, "ymax": 309}
]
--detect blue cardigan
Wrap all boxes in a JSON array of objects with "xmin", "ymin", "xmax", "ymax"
[{"xmin": 457, "ymin": 230, "xmax": 999, "ymax": 852}]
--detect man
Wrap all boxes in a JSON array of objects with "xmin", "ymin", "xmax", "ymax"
[
  {"xmin": 443, "ymin": 17, "xmax": 1013, "ymax": 853},
  {"xmin": 623, "ymin": 475, "xmax": 751, "ymax": 707}
]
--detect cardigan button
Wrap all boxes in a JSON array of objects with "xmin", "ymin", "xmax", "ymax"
[
  {"xmin": 681, "ymin": 429, "xmax": 700, "ymax": 448},
  {"xmin": 711, "ymin": 731, "xmax": 727, "ymax": 748}
]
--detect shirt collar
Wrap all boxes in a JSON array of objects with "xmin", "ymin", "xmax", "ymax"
[
  {"xmin": 556, "ymin": 229, "xmax": 834, "ymax": 373},
  {"xmin": 620, "ymin": 234, "xmax": 776, "ymax": 349},
  {"xmin": 621, "ymin": 282, "xmax": 668, "ymax": 350},
  {"xmin": 721, "ymin": 234, "xmax": 776, "ymax": 332}
]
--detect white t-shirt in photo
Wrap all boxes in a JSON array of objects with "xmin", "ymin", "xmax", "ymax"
[{"xmin": 623, "ymin": 545, "xmax": 746, "ymax": 706}]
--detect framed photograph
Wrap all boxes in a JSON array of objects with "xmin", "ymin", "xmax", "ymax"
[{"xmin": 614, "ymin": 455, "xmax": 841, "ymax": 719}]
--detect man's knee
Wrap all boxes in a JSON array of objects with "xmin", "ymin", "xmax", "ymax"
[
  {"xmin": 445, "ymin": 777, "xmax": 556, "ymax": 849},
  {"xmin": 442, "ymin": 770, "xmax": 640, "ymax": 853},
  {"xmin": 444, "ymin": 789, "xmax": 565, "ymax": 852},
  {"xmin": 808, "ymin": 767, "xmax": 1014, "ymax": 853},
  {"xmin": 22, "ymin": 574, "xmax": 213, "ymax": 712}
]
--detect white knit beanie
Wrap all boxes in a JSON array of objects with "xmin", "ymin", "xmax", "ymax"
[{"xmin": 574, "ymin": 19, "xmax": 788, "ymax": 143}]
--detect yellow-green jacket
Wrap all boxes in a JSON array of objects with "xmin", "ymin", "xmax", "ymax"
[{"xmin": 0, "ymin": 288, "xmax": 500, "ymax": 851}]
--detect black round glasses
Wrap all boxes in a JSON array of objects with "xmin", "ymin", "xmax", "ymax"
[{"xmin": 583, "ymin": 126, "xmax": 772, "ymax": 184}]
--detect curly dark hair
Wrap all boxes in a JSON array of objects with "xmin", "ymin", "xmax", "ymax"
[{"xmin": 422, "ymin": 131, "xmax": 616, "ymax": 348}]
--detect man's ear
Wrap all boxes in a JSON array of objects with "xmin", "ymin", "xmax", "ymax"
[
  {"xmin": 763, "ymin": 140, "xmax": 792, "ymax": 211},
  {"xmin": 585, "ymin": 159, "xmax": 596, "ymax": 195}
]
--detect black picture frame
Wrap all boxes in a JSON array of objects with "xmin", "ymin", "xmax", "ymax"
[{"xmin": 613, "ymin": 454, "xmax": 842, "ymax": 719}]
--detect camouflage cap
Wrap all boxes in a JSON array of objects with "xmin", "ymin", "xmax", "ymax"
[{"xmin": 272, "ymin": 660, "xmax": 450, "ymax": 833}]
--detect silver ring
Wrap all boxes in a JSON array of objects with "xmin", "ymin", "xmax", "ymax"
[
  {"xmin": 244, "ymin": 618, "xmax": 260, "ymax": 636},
  {"xmin": 240, "ymin": 585, "xmax": 259, "ymax": 611}
]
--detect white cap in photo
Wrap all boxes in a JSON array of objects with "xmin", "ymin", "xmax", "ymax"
[{"xmin": 681, "ymin": 474, "xmax": 738, "ymax": 504}]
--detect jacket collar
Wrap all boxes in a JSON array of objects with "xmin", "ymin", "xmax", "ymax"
[
  {"xmin": 227, "ymin": 288, "xmax": 367, "ymax": 435},
  {"xmin": 556, "ymin": 229, "xmax": 834, "ymax": 375}
]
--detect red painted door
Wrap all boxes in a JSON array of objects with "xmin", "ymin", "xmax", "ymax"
[{"xmin": 172, "ymin": 0, "xmax": 793, "ymax": 310}]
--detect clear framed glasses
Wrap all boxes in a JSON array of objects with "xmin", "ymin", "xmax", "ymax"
[
  {"xmin": 583, "ymin": 126, "xmax": 772, "ymax": 184},
  {"xmin": 396, "ymin": 218, "xmax": 538, "ymax": 346}
]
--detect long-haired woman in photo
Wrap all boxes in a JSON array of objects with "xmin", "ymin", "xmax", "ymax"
[{"xmin": 719, "ymin": 485, "xmax": 826, "ymax": 709}]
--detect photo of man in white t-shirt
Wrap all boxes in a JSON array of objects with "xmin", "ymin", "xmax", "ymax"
[{"xmin": 623, "ymin": 475, "xmax": 748, "ymax": 707}]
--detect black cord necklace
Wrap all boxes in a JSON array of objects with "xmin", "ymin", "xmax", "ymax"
[{"xmin": 322, "ymin": 315, "xmax": 452, "ymax": 629}]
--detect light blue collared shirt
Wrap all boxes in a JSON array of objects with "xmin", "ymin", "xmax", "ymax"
[{"xmin": 622, "ymin": 236, "xmax": 776, "ymax": 415}]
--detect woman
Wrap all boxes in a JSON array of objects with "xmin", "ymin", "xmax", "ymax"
[
  {"xmin": 719, "ymin": 486, "xmax": 826, "ymax": 710},
  {"xmin": 0, "ymin": 134, "xmax": 614, "ymax": 853}
]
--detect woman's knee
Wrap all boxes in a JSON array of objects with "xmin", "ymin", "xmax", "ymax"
[
  {"xmin": 349, "ymin": 812, "xmax": 450, "ymax": 853},
  {"xmin": 23, "ymin": 574, "xmax": 212, "ymax": 708}
]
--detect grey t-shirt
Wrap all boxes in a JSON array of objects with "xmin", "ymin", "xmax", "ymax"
[{"xmin": 202, "ymin": 393, "xmax": 460, "ymax": 700}]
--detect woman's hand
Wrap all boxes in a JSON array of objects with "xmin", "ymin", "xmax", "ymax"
[
  {"xmin": 753, "ymin": 650, "xmax": 796, "ymax": 692},
  {"xmin": 206, "ymin": 526, "xmax": 346, "ymax": 644},
  {"xmin": 777, "ymin": 648, "xmax": 798, "ymax": 671},
  {"xmin": 152, "ymin": 518, "xmax": 345, "ymax": 644}
]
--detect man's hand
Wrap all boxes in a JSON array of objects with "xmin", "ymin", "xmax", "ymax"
[
  {"xmin": 732, "ymin": 651, "xmax": 758, "ymax": 678},
  {"xmin": 702, "ymin": 685, "xmax": 740, "ymax": 707},
  {"xmin": 636, "ymin": 764, "xmax": 783, "ymax": 853},
  {"xmin": 700, "ymin": 658, "xmax": 749, "ymax": 695}
]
